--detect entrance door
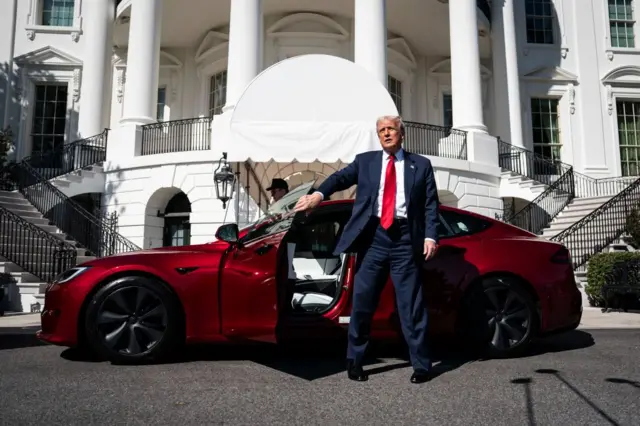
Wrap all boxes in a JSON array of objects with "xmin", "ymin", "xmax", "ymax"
[{"xmin": 218, "ymin": 179, "xmax": 317, "ymax": 343}]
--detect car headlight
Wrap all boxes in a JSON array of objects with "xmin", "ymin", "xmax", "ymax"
[{"xmin": 54, "ymin": 266, "xmax": 90, "ymax": 284}]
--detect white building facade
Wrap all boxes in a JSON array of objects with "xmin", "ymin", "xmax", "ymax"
[{"xmin": 1, "ymin": 0, "xmax": 639, "ymax": 250}]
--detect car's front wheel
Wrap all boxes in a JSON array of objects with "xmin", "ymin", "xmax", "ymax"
[
  {"xmin": 460, "ymin": 276, "xmax": 539, "ymax": 358},
  {"xmin": 83, "ymin": 275, "xmax": 183, "ymax": 364}
]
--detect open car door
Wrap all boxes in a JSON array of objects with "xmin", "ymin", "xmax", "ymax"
[{"xmin": 219, "ymin": 179, "xmax": 317, "ymax": 343}]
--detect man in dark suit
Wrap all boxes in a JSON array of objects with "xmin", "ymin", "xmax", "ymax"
[{"xmin": 293, "ymin": 115, "xmax": 440, "ymax": 384}]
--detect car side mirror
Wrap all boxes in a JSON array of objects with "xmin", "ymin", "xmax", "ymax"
[{"xmin": 215, "ymin": 223, "xmax": 239, "ymax": 243}]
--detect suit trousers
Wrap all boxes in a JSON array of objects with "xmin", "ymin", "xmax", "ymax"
[{"xmin": 346, "ymin": 218, "xmax": 432, "ymax": 372}]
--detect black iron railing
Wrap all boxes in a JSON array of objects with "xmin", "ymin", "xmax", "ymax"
[
  {"xmin": 141, "ymin": 117, "xmax": 212, "ymax": 156},
  {"xmin": 5, "ymin": 161, "xmax": 140, "ymax": 257},
  {"xmin": 498, "ymin": 139, "xmax": 569, "ymax": 185},
  {"xmin": 21, "ymin": 130, "xmax": 108, "ymax": 178},
  {"xmin": 505, "ymin": 167, "xmax": 575, "ymax": 234},
  {"xmin": 404, "ymin": 121, "xmax": 468, "ymax": 160},
  {"xmin": 0, "ymin": 205, "xmax": 77, "ymax": 283},
  {"xmin": 498, "ymin": 139, "xmax": 634, "ymax": 197},
  {"xmin": 551, "ymin": 177, "xmax": 640, "ymax": 270}
]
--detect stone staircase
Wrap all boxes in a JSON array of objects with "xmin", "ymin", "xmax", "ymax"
[
  {"xmin": 0, "ymin": 189, "xmax": 95, "ymax": 312},
  {"xmin": 48, "ymin": 163, "xmax": 105, "ymax": 197},
  {"xmin": 541, "ymin": 196, "xmax": 613, "ymax": 240},
  {"xmin": 499, "ymin": 171, "xmax": 548, "ymax": 201}
]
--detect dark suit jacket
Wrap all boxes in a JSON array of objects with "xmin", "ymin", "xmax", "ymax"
[{"xmin": 316, "ymin": 149, "xmax": 440, "ymax": 257}]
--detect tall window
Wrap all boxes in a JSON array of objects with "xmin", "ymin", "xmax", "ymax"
[
  {"xmin": 617, "ymin": 100, "xmax": 640, "ymax": 176},
  {"xmin": 525, "ymin": 0, "xmax": 554, "ymax": 44},
  {"xmin": 388, "ymin": 76, "xmax": 402, "ymax": 115},
  {"xmin": 530, "ymin": 98, "xmax": 561, "ymax": 163},
  {"xmin": 443, "ymin": 94, "xmax": 453, "ymax": 127},
  {"xmin": 41, "ymin": 0, "xmax": 75, "ymax": 27},
  {"xmin": 208, "ymin": 71, "xmax": 227, "ymax": 116},
  {"xmin": 31, "ymin": 84, "xmax": 67, "ymax": 160},
  {"xmin": 157, "ymin": 87, "xmax": 166, "ymax": 121},
  {"xmin": 609, "ymin": 0, "xmax": 635, "ymax": 48}
]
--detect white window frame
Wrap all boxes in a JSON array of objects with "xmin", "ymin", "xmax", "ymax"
[
  {"xmin": 604, "ymin": 0, "xmax": 640, "ymax": 60},
  {"xmin": 521, "ymin": 85, "xmax": 573, "ymax": 165},
  {"xmin": 14, "ymin": 47, "xmax": 82, "ymax": 159},
  {"xmin": 25, "ymin": 0, "xmax": 83, "ymax": 42},
  {"xmin": 517, "ymin": 0, "xmax": 569, "ymax": 58},
  {"xmin": 613, "ymin": 98, "xmax": 640, "ymax": 176},
  {"xmin": 603, "ymin": 66, "xmax": 640, "ymax": 176},
  {"xmin": 198, "ymin": 60, "xmax": 228, "ymax": 117}
]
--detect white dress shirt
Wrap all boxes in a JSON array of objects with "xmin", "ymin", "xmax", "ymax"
[{"xmin": 374, "ymin": 148, "xmax": 407, "ymax": 219}]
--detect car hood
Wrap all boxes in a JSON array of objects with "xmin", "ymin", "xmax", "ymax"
[{"xmin": 80, "ymin": 241, "xmax": 231, "ymax": 268}]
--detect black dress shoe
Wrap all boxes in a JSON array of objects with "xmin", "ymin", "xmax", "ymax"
[
  {"xmin": 410, "ymin": 370, "xmax": 434, "ymax": 384},
  {"xmin": 346, "ymin": 360, "xmax": 368, "ymax": 382}
]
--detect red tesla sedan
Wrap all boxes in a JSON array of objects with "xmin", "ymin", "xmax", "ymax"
[{"xmin": 37, "ymin": 180, "xmax": 582, "ymax": 363}]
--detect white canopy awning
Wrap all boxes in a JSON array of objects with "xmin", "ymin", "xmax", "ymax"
[{"xmin": 225, "ymin": 54, "xmax": 399, "ymax": 163}]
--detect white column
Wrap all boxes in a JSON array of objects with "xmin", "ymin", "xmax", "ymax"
[
  {"xmin": 449, "ymin": 0, "xmax": 487, "ymax": 133},
  {"xmin": 354, "ymin": 0, "xmax": 387, "ymax": 88},
  {"xmin": 120, "ymin": 0, "xmax": 163, "ymax": 125},
  {"xmin": 78, "ymin": 0, "xmax": 115, "ymax": 137},
  {"xmin": 223, "ymin": 0, "xmax": 263, "ymax": 113},
  {"xmin": 502, "ymin": 0, "xmax": 524, "ymax": 147}
]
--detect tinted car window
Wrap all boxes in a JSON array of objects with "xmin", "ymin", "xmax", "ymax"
[{"xmin": 440, "ymin": 210, "xmax": 491, "ymax": 237}]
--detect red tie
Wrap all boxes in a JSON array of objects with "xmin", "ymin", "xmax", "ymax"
[{"xmin": 380, "ymin": 154, "xmax": 396, "ymax": 229}]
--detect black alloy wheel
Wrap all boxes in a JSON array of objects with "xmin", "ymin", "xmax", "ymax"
[
  {"xmin": 84, "ymin": 276, "xmax": 182, "ymax": 363},
  {"xmin": 462, "ymin": 277, "xmax": 538, "ymax": 358}
]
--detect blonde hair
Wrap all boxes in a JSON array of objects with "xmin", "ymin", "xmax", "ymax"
[{"xmin": 376, "ymin": 115, "xmax": 405, "ymax": 136}]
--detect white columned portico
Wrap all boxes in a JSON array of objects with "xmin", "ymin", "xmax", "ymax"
[
  {"xmin": 78, "ymin": 0, "xmax": 115, "ymax": 137},
  {"xmin": 449, "ymin": 0, "xmax": 487, "ymax": 133},
  {"xmin": 354, "ymin": 0, "xmax": 387, "ymax": 89},
  {"xmin": 497, "ymin": 0, "xmax": 524, "ymax": 147},
  {"xmin": 223, "ymin": 0, "xmax": 263, "ymax": 113},
  {"xmin": 120, "ymin": 0, "xmax": 163, "ymax": 125}
]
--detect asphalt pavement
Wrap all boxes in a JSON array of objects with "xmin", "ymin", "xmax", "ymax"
[{"xmin": 0, "ymin": 323, "xmax": 639, "ymax": 426}]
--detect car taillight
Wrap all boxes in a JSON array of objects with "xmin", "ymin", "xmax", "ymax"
[{"xmin": 551, "ymin": 246, "xmax": 571, "ymax": 264}]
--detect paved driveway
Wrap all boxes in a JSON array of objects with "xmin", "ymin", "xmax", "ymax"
[{"xmin": 0, "ymin": 327, "xmax": 639, "ymax": 425}]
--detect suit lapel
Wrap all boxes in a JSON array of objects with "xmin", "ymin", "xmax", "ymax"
[
  {"xmin": 404, "ymin": 151, "xmax": 416, "ymax": 208},
  {"xmin": 370, "ymin": 150, "xmax": 383, "ymax": 192}
]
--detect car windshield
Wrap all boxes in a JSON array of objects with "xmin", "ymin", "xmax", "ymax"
[{"xmin": 237, "ymin": 179, "xmax": 317, "ymax": 243}]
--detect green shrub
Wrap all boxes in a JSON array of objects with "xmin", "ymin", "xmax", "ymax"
[{"xmin": 586, "ymin": 251, "xmax": 640, "ymax": 306}]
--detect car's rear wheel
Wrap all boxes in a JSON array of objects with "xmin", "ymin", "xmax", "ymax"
[
  {"xmin": 460, "ymin": 276, "xmax": 539, "ymax": 358},
  {"xmin": 84, "ymin": 275, "xmax": 183, "ymax": 364}
]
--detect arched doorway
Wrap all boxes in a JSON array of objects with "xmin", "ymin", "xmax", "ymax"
[{"xmin": 162, "ymin": 192, "xmax": 192, "ymax": 247}]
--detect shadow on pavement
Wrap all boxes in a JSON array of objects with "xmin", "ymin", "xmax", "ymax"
[
  {"xmin": 0, "ymin": 326, "xmax": 46, "ymax": 350},
  {"xmin": 511, "ymin": 367, "xmax": 635, "ymax": 426},
  {"xmin": 56, "ymin": 329, "xmax": 597, "ymax": 382}
]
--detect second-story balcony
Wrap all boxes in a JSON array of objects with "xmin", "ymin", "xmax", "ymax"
[{"xmin": 138, "ymin": 116, "xmax": 468, "ymax": 161}]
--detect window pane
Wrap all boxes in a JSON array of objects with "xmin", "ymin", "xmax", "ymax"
[
  {"xmin": 525, "ymin": 0, "xmax": 555, "ymax": 44},
  {"xmin": 617, "ymin": 100, "xmax": 640, "ymax": 177},
  {"xmin": 42, "ymin": 0, "xmax": 75, "ymax": 26}
]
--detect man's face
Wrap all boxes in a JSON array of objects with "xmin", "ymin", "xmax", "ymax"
[
  {"xmin": 377, "ymin": 118, "xmax": 403, "ymax": 154},
  {"xmin": 271, "ymin": 188, "xmax": 287, "ymax": 201}
]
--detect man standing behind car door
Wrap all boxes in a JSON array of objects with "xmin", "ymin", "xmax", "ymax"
[{"xmin": 293, "ymin": 115, "xmax": 440, "ymax": 384}]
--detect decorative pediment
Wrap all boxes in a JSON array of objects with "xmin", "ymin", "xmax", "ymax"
[
  {"xmin": 602, "ymin": 66, "xmax": 640, "ymax": 86},
  {"xmin": 159, "ymin": 51, "xmax": 182, "ymax": 69},
  {"xmin": 195, "ymin": 30, "xmax": 229, "ymax": 63},
  {"xmin": 14, "ymin": 45, "xmax": 82, "ymax": 68},
  {"xmin": 428, "ymin": 58, "xmax": 492, "ymax": 79},
  {"xmin": 112, "ymin": 49, "xmax": 182, "ymax": 69},
  {"xmin": 267, "ymin": 13, "xmax": 349, "ymax": 40},
  {"xmin": 521, "ymin": 66, "xmax": 578, "ymax": 83},
  {"xmin": 387, "ymin": 37, "xmax": 417, "ymax": 69}
]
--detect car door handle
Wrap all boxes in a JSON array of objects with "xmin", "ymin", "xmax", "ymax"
[{"xmin": 255, "ymin": 243, "xmax": 274, "ymax": 255}]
